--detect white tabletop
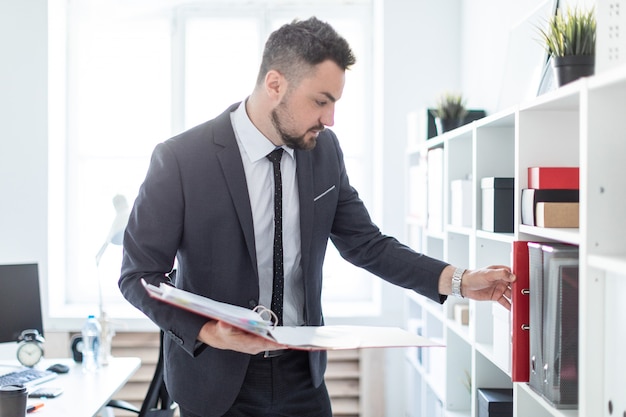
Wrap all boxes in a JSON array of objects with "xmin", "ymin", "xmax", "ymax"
[{"xmin": 20, "ymin": 357, "xmax": 141, "ymax": 417}]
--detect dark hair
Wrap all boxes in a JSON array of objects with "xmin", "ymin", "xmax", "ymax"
[{"xmin": 256, "ymin": 17, "xmax": 356, "ymax": 86}]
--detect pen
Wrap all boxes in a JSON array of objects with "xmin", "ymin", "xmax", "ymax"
[{"xmin": 27, "ymin": 403, "xmax": 44, "ymax": 413}]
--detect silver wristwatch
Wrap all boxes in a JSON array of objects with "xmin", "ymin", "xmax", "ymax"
[{"xmin": 451, "ymin": 267, "xmax": 465, "ymax": 298}]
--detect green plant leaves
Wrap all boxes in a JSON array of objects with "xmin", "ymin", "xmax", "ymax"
[
  {"xmin": 432, "ymin": 92, "xmax": 468, "ymax": 121},
  {"xmin": 538, "ymin": 7, "xmax": 596, "ymax": 57}
]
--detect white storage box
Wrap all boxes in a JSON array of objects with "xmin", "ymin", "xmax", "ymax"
[{"xmin": 450, "ymin": 179, "xmax": 472, "ymax": 227}]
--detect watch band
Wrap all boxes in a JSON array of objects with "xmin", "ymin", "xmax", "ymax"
[{"xmin": 451, "ymin": 267, "xmax": 465, "ymax": 298}]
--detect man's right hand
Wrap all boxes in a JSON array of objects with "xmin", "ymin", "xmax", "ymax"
[{"xmin": 197, "ymin": 320, "xmax": 287, "ymax": 355}]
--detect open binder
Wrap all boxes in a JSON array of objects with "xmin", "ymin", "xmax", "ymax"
[{"xmin": 142, "ymin": 280, "xmax": 443, "ymax": 350}]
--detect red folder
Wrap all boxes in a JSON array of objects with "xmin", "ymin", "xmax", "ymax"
[
  {"xmin": 511, "ymin": 241, "xmax": 531, "ymax": 382},
  {"xmin": 528, "ymin": 167, "xmax": 579, "ymax": 189}
]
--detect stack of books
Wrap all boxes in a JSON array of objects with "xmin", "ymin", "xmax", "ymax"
[{"xmin": 521, "ymin": 167, "xmax": 579, "ymax": 228}]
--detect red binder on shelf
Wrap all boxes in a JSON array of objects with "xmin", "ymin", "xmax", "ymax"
[
  {"xmin": 528, "ymin": 167, "xmax": 579, "ymax": 190},
  {"xmin": 511, "ymin": 241, "xmax": 531, "ymax": 382}
]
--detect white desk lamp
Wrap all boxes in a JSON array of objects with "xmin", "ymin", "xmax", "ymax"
[{"xmin": 95, "ymin": 194, "xmax": 130, "ymax": 365}]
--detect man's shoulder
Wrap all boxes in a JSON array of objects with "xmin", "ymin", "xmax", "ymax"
[{"xmin": 165, "ymin": 103, "xmax": 240, "ymax": 150}]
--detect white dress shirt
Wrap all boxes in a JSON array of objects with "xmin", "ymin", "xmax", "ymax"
[{"xmin": 230, "ymin": 101, "xmax": 305, "ymax": 326}]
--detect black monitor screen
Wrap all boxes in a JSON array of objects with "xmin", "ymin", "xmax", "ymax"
[{"xmin": 0, "ymin": 263, "xmax": 44, "ymax": 343}]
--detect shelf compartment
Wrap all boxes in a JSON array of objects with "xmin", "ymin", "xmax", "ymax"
[
  {"xmin": 515, "ymin": 383, "xmax": 579, "ymax": 417},
  {"xmin": 475, "ymin": 237, "xmax": 512, "ymax": 268},
  {"xmin": 518, "ymin": 225, "xmax": 580, "ymax": 245},
  {"xmin": 405, "ymin": 360, "xmax": 423, "ymax": 417},
  {"xmin": 445, "ymin": 231, "xmax": 470, "ymax": 269},
  {"xmin": 475, "ymin": 229, "xmax": 515, "ymax": 244},
  {"xmin": 473, "ymin": 350, "xmax": 513, "ymax": 415},
  {"xmin": 445, "ymin": 329, "xmax": 472, "ymax": 412}
]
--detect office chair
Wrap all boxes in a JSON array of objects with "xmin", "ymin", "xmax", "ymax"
[{"xmin": 106, "ymin": 330, "xmax": 178, "ymax": 417}]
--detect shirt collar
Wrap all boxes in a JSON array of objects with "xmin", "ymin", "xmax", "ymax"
[{"xmin": 232, "ymin": 100, "xmax": 295, "ymax": 163}]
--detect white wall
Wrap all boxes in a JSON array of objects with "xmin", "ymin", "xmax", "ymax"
[
  {"xmin": 0, "ymin": 1, "xmax": 49, "ymax": 295},
  {"xmin": 0, "ymin": 0, "xmax": 48, "ymax": 359},
  {"xmin": 461, "ymin": 0, "xmax": 552, "ymax": 112},
  {"xmin": 461, "ymin": 0, "xmax": 597, "ymax": 112}
]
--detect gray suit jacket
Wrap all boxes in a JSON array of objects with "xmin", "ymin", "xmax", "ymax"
[{"xmin": 119, "ymin": 103, "xmax": 448, "ymax": 416}]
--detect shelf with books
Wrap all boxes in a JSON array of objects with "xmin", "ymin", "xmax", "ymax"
[{"xmin": 405, "ymin": 65, "xmax": 626, "ymax": 417}]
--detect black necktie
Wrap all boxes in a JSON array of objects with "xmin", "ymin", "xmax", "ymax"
[{"xmin": 266, "ymin": 148, "xmax": 284, "ymax": 326}]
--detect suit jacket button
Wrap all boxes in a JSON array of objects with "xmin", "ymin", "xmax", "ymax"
[{"xmin": 248, "ymin": 299, "xmax": 258, "ymax": 308}]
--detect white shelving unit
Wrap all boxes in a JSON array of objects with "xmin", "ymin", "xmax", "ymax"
[{"xmin": 404, "ymin": 65, "xmax": 626, "ymax": 417}]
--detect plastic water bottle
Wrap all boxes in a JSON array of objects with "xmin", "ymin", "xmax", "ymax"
[{"xmin": 81, "ymin": 315, "xmax": 101, "ymax": 373}]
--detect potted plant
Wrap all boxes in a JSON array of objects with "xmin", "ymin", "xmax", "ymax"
[
  {"xmin": 537, "ymin": 6, "xmax": 596, "ymax": 86},
  {"xmin": 431, "ymin": 92, "xmax": 468, "ymax": 134}
]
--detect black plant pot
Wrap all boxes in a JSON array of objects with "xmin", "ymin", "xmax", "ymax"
[
  {"xmin": 435, "ymin": 117, "xmax": 464, "ymax": 135},
  {"xmin": 552, "ymin": 55, "xmax": 595, "ymax": 87}
]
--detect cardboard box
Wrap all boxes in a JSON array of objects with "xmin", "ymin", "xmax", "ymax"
[
  {"xmin": 536, "ymin": 202, "xmax": 579, "ymax": 228},
  {"xmin": 520, "ymin": 189, "xmax": 579, "ymax": 226},
  {"xmin": 454, "ymin": 303, "xmax": 470, "ymax": 325},
  {"xmin": 528, "ymin": 167, "xmax": 579, "ymax": 189},
  {"xmin": 481, "ymin": 177, "xmax": 514, "ymax": 232}
]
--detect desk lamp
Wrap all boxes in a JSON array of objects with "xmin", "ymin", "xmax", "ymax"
[{"xmin": 95, "ymin": 194, "xmax": 130, "ymax": 365}]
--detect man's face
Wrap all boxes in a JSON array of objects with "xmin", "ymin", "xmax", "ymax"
[{"xmin": 271, "ymin": 60, "xmax": 345, "ymax": 150}]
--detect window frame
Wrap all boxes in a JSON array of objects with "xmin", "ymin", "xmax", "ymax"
[{"xmin": 48, "ymin": 0, "xmax": 380, "ymax": 329}]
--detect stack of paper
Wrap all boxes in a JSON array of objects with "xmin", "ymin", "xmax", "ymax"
[{"xmin": 142, "ymin": 280, "xmax": 443, "ymax": 350}]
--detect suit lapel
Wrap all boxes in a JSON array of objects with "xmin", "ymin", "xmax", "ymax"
[
  {"xmin": 296, "ymin": 149, "xmax": 314, "ymax": 274},
  {"xmin": 213, "ymin": 105, "xmax": 258, "ymax": 277}
]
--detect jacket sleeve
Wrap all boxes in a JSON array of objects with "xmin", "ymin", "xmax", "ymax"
[
  {"xmin": 326, "ymin": 133, "xmax": 449, "ymax": 303},
  {"xmin": 119, "ymin": 141, "xmax": 209, "ymax": 357}
]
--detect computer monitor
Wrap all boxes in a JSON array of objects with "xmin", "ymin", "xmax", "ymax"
[{"xmin": 0, "ymin": 263, "xmax": 44, "ymax": 343}]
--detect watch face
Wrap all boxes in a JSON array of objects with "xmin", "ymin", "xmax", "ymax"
[{"xmin": 17, "ymin": 342, "xmax": 44, "ymax": 367}]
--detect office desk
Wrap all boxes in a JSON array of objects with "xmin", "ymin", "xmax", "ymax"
[{"xmin": 27, "ymin": 357, "xmax": 140, "ymax": 417}]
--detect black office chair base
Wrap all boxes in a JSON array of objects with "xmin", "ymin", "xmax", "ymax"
[{"xmin": 106, "ymin": 330, "xmax": 178, "ymax": 417}]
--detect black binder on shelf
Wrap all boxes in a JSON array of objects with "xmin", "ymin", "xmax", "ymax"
[{"xmin": 528, "ymin": 242, "xmax": 579, "ymax": 409}]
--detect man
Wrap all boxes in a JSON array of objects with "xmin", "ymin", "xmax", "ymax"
[{"xmin": 119, "ymin": 17, "xmax": 514, "ymax": 417}]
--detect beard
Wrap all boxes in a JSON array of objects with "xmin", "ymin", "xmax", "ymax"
[{"xmin": 271, "ymin": 102, "xmax": 324, "ymax": 151}]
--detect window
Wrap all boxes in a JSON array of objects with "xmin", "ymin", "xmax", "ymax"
[{"xmin": 48, "ymin": 0, "xmax": 378, "ymax": 322}]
